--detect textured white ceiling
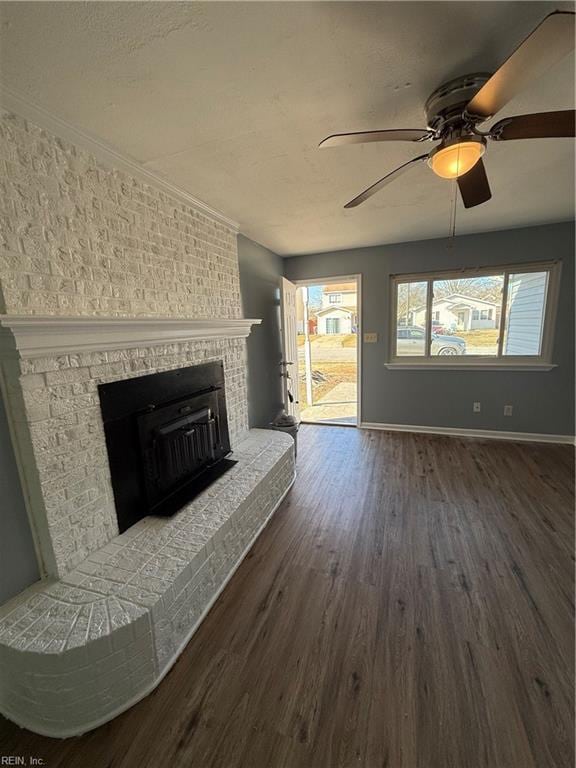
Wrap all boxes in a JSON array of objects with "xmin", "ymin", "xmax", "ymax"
[{"xmin": 0, "ymin": 1, "xmax": 574, "ymax": 255}]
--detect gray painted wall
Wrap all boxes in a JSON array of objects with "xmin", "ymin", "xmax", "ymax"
[
  {"xmin": 237, "ymin": 235, "xmax": 284, "ymax": 427},
  {"xmin": 0, "ymin": 389, "xmax": 39, "ymax": 604},
  {"xmin": 285, "ymin": 222, "xmax": 575, "ymax": 436}
]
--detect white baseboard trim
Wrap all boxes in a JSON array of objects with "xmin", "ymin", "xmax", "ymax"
[{"xmin": 358, "ymin": 422, "xmax": 575, "ymax": 445}]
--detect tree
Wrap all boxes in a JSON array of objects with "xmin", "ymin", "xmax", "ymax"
[
  {"xmin": 433, "ymin": 276, "xmax": 503, "ymax": 302},
  {"xmin": 397, "ymin": 282, "xmax": 427, "ymax": 326},
  {"xmin": 434, "ymin": 278, "xmax": 482, "ymax": 298}
]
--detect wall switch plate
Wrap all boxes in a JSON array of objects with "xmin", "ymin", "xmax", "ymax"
[
  {"xmin": 364, "ymin": 332, "xmax": 377, "ymax": 343},
  {"xmin": 504, "ymin": 405, "xmax": 513, "ymax": 416},
  {"xmin": 473, "ymin": 402, "xmax": 481, "ymax": 413}
]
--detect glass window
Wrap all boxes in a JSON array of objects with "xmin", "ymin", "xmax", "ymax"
[
  {"xmin": 390, "ymin": 263, "xmax": 557, "ymax": 364},
  {"xmin": 503, "ymin": 271, "xmax": 549, "ymax": 356},
  {"xmin": 395, "ymin": 281, "xmax": 428, "ymax": 356},
  {"xmin": 429, "ymin": 274, "xmax": 503, "ymax": 357},
  {"xmin": 329, "ymin": 294, "xmax": 342, "ymax": 304}
]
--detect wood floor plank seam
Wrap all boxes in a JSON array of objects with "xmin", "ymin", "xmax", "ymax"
[{"xmin": 0, "ymin": 425, "xmax": 573, "ymax": 768}]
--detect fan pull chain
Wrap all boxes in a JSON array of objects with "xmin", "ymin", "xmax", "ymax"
[
  {"xmin": 447, "ymin": 178, "xmax": 458, "ymax": 246},
  {"xmin": 446, "ymin": 141, "xmax": 461, "ymax": 246}
]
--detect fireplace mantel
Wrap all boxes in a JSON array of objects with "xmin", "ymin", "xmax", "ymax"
[{"xmin": 0, "ymin": 315, "xmax": 262, "ymax": 358}]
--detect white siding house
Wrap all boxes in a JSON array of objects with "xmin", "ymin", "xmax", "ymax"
[
  {"xmin": 503, "ymin": 271, "xmax": 549, "ymax": 355},
  {"xmin": 316, "ymin": 306, "xmax": 355, "ymax": 334},
  {"xmin": 321, "ymin": 287, "xmax": 358, "ymax": 310},
  {"xmin": 412, "ymin": 294, "xmax": 500, "ymax": 331},
  {"xmin": 315, "ymin": 283, "xmax": 358, "ymax": 334}
]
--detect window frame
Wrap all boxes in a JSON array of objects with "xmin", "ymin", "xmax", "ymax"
[
  {"xmin": 387, "ymin": 260, "xmax": 561, "ymax": 371},
  {"xmin": 328, "ymin": 293, "xmax": 342, "ymax": 304}
]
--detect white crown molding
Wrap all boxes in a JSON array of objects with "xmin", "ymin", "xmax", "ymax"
[
  {"xmin": 359, "ymin": 421, "xmax": 575, "ymax": 446},
  {"xmin": 0, "ymin": 315, "xmax": 261, "ymax": 358},
  {"xmin": 0, "ymin": 84, "xmax": 240, "ymax": 233}
]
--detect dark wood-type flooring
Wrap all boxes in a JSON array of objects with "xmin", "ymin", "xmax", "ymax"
[{"xmin": 1, "ymin": 425, "xmax": 574, "ymax": 768}]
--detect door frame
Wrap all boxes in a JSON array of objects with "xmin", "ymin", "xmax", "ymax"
[
  {"xmin": 292, "ymin": 274, "xmax": 362, "ymax": 426},
  {"xmin": 279, "ymin": 276, "xmax": 300, "ymax": 421}
]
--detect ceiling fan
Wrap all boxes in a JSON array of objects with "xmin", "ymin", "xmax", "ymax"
[{"xmin": 319, "ymin": 10, "xmax": 575, "ymax": 210}]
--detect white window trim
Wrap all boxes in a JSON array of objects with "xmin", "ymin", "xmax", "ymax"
[
  {"xmin": 388, "ymin": 260, "xmax": 561, "ymax": 371},
  {"xmin": 385, "ymin": 361, "xmax": 557, "ymax": 371}
]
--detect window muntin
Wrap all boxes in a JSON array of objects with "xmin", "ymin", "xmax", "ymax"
[
  {"xmin": 329, "ymin": 294, "xmax": 342, "ymax": 304},
  {"xmin": 391, "ymin": 263, "xmax": 558, "ymax": 363}
]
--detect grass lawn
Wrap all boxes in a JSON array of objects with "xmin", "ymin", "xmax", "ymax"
[
  {"xmin": 456, "ymin": 329, "xmax": 499, "ymax": 347},
  {"xmin": 297, "ymin": 333, "xmax": 357, "ymax": 348},
  {"xmin": 341, "ymin": 335, "xmax": 357, "ymax": 348},
  {"xmin": 298, "ymin": 362, "xmax": 357, "ymax": 408}
]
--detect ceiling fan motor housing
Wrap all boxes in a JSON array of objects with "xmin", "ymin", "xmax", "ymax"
[
  {"xmin": 321, "ymin": 11, "xmax": 574, "ymax": 210},
  {"xmin": 425, "ymin": 73, "xmax": 492, "ymax": 134}
]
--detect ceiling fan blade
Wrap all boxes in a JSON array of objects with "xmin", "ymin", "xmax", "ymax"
[
  {"xmin": 344, "ymin": 155, "xmax": 428, "ymax": 208},
  {"xmin": 491, "ymin": 110, "xmax": 576, "ymax": 140},
  {"xmin": 319, "ymin": 129, "xmax": 433, "ymax": 148},
  {"xmin": 466, "ymin": 11, "xmax": 575, "ymax": 119},
  {"xmin": 457, "ymin": 159, "xmax": 492, "ymax": 209}
]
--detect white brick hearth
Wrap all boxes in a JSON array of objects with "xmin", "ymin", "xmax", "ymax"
[{"xmin": 0, "ymin": 429, "xmax": 295, "ymax": 737}]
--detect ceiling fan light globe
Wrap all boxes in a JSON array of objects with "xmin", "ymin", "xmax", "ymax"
[{"xmin": 428, "ymin": 141, "xmax": 485, "ymax": 179}]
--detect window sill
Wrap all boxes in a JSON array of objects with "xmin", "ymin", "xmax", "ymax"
[{"xmin": 385, "ymin": 361, "xmax": 557, "ymax": 372}]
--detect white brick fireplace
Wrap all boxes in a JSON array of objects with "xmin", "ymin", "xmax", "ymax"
[
  {"xmin": 0, "ymin": 108, "xmax": 295, "ymax": 737},
  {"xmin": 0, "ymin": 316, "xmax": 258, "ymax": 578}
]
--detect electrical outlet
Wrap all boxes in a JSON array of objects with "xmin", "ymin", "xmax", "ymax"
[
  {"xmin": 363, "ymin": 332, "xmax": 377, "ymax": 343},
  {"xmin": 504, "ymin": 405, "xmax": 513, "ymax": 416},
  {"xmin": 473, "ymin": 402, "xmax": 481, "ymax": 413}
]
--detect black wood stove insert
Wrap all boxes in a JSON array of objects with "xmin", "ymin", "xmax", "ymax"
[{"xmin": 98, "ymin": 361, "xmax": 236, "ymax": 533}]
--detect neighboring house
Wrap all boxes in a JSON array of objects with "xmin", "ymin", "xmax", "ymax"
[
  {"xmin": 316, "ymin": 284, "xmax": 358, "ymax": 334},
  {"xmin": 503, "ymin": 271, "xmax": 548, "ymax": 355},
  {"xmin": 410, "ymin": 294, "xmax": 500, "ymax": 330},
  {"xmin": 316, "ymin": 305, "xmax": 356, "ymax": 334},
  {"xmin": 321, "ymin": 284, "xmax": 358, "ymax": 310}
]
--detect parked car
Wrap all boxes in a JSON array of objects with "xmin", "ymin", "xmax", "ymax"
[{"xmin": 396, "ymin": 326, "xmax": 466, "ymax": 356}]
